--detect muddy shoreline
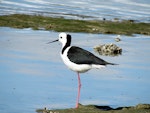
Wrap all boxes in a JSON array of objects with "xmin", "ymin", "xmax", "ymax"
[
  {"xmin": 0, "ymin": 14, "xmax": 150, "ymax": 35},
  {"xmin": 36, "ymin": 103, "xmax": 150, "ymax": 113}
]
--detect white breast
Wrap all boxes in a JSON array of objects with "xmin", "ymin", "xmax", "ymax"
[{"xmin": 60, "ymin": 47, "xmax": 92, "ymax": 73}]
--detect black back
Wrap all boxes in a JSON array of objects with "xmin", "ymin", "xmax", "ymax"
[{"xmin": 67, "ymin": 46, "xmax": 112, "ymax": 65}]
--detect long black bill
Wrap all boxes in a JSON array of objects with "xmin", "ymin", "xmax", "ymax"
[{"xmin": 47, "ymin": 39, "xmax": 58, "ymax": 44}]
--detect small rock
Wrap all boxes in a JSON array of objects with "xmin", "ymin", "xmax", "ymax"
[
  {"xmin": 135, "ymin": 104, "xmax": 150, "ymax": 109},
  {"xmin": 94, "ymin": 43, "xmax": 122, "ymax": 56},
  {"xmin": 115, "ymin": 35, "xmax": 121, "ymax": 42}
]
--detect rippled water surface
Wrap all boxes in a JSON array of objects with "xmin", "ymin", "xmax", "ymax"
[
  {"xmin": 0, "ymin": 0, "xmax": 150, "ymax": 22},
  {"xmin": 0, "ymin": 27, "xmax": 150, "ymax": 113}
]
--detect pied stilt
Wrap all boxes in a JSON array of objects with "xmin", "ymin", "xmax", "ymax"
[{"xmin": 48, "ymin": 32, "xmax": 116, "ymax": 108}]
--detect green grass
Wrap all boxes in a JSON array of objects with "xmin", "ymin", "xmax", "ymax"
[{"xmin": 0, "ymin": 14, "xmax": 150, "ymax": 35}]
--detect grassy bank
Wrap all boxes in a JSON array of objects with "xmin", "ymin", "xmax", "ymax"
[
  {"xmin": 36, "ymin": 104, "xmax": 150, "ymax": 113},
  {"xmin": 0, "ymin": 14, "xmax": 150, "ymax": 35}
]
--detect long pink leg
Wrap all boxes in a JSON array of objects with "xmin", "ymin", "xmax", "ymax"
[{"xmin": 75, "ymin": 72, "xmax": 81, "ymax": 108}]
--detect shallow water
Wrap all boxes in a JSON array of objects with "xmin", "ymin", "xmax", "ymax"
[
  {"xmin": 0, "ymin": 0, "xmax": 150, "ymax": 22},
  {"xmin": 0, "ymin": 27, "xmax": 150, "ymax": 113}
]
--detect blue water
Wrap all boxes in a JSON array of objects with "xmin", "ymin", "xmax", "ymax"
[
  {"xmin": 0, "ymin": 0, "xmax": 150, "ymax": 22},
  {"xmin": 0, "ymin": 27, "xmax": 150, "ymax": 113}
]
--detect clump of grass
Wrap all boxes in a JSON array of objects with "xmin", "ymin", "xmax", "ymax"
[{"xmin": 0, "ymin": 14, "xmax": 150, "ymax": 35}]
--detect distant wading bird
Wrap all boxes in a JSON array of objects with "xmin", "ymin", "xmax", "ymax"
[{"xmin": 48, "ymin": 33, "xmax": 116, "ymax": 108}]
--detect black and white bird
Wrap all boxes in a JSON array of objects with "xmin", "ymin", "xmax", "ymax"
[{"xmin": 48, "ymin": 32, "xmax": 116, "ymax": 108}]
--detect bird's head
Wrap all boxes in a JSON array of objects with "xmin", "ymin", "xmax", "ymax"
[{"xmin": 47, "ymin": 32, "xmax": 71, "ymax": 47}]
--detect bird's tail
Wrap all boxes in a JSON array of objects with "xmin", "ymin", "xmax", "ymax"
[{"xmin": 107, "ymin": 62, "xmax": 118, "ymax": 65}]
